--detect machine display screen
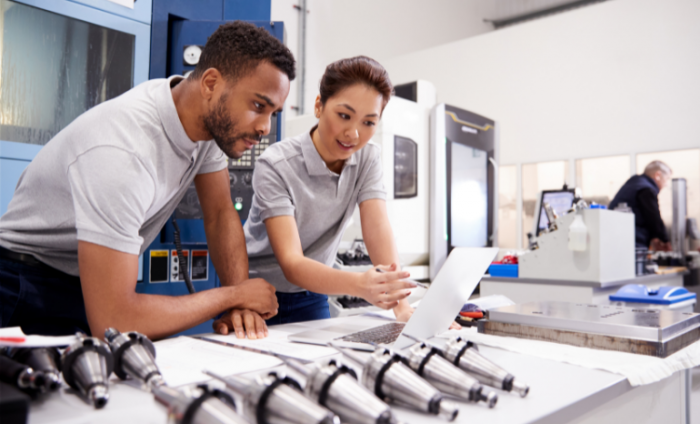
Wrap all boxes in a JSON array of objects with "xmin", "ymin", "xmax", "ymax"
[
  {"xmin": 537, "ymin": 190, "xmax": 576, "ymax": 234},
  {"xmin": 450, "ymin": 142, "xmax": 488, "ymax": 247}
]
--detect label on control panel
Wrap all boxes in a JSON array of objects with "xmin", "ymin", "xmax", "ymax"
[
  {"xmin": 191, "ymin": 250, "xmax": 209, "ymax": 281},
  {"xmin": 170, "ymin": 249, "xmax": 189, "ymax": 282},
  {"xmin": 149, "ymin": 250, "xmax": 169, "ymax": 283}
]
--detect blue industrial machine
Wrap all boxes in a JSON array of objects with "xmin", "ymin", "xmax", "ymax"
[
  {"xmin": 0, "ymin": 0, "xmax": 151, "ymax": 215},
  {"xmin": 0, "ymin": 0, "xmax": 282, "ymax": 335},
  {"xmin": 137, "ymin": 0, "xmax": 284, "ymax": 334}
]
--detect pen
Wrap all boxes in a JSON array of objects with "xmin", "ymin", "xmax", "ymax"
[{"xmin": 375, "ymin": 268, "xmax": 430, "ymax": 289}]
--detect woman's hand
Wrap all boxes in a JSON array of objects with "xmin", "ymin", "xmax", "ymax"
[{"xmin": 355, "ymin": 264, "xmax": 416, "ymax": 309}]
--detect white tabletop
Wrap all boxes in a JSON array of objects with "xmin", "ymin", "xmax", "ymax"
[{"xmin": 28, "ymin": 315, "xmax": 631, "ymax": 424}]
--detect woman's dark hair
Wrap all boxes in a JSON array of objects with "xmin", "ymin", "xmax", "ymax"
[
  {"xmin": 319, "ymin": 56, "xmax": 393, "ymax": 110},
  {"xmin": 191, "ymin": 21, "xmax": 295, "ymax": 82}
]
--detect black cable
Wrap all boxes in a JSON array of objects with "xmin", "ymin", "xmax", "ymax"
[{"xmin": 172, "ymin": 218, "xmax": 196, "ymax": 294}]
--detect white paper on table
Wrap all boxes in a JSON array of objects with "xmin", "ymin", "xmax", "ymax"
[
  {"xmin": 0, "ymin": 327, "xmax": 77, "ymax": 347},
  {"xmin": 154, "ymin": 336, "xmax": 282, "ymax": 387},
  {"xmin": 467, "ymin": 295, "xmax": 515, "ymax": 310},
  {"xmin": 106, "ymin": 0, "xmax": 134, "ymax": 9},
  {"xmin": 202, "ymin": 328, "xmax": 336, "ymax": 361}
]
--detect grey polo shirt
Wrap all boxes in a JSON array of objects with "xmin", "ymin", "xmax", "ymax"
[
  {"xmin": 0, "ymin": 76, "xmax": 227, "ymax": 276},
  {"xmin": 244, "ymin": 130, "xmax": 386, "ymax": 293}
]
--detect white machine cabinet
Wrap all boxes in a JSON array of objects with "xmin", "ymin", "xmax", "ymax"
[{"xmin": 519, "ymin": 208, "xmax": 635, "ymax": 283}]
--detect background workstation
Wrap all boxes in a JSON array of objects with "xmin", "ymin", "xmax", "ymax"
[{"xmin": 1, "ymin": 0, "xmax": 700, "ymax": 423}]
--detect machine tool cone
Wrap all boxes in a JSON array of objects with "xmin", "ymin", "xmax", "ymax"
[
  {"xmin": 61, "ymin": 333, "xmax": 114, "ymax": 408},
  {"xmin": 153, "ymin": 384, "xmax": 247, "ymax": 424},
  {"xmin": 443, "ymin": 336, "xmax": 529, "ymax": 397},
  {"xmin": 0, "ymin": 354, "xmax": 48, "ymax": 392},
  {"xmin": 9, "ymin": 347, "xmax": 62, "ymax": 391},
  {"xmin": 286, "ymin": 357, "xmax": 398, "ymax": 424},
  {"xmin": 332, "ymin": 344, "xmax": 459, "ymax": 421},
  {"xmin": 206, "ymin": 370, "xmax": 340, "ymax": 424},
  {"xmin": 403, "ymin": 339, "xmax": 497, "ymax": 408},
  {"xmin": 105, "ymin": 328, "xmax": 165, "ymax": 390}
]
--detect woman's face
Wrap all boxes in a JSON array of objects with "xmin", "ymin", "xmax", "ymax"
[{"xmin": 314, "ymin": 84, "xmax": 383, "ymax": 164}]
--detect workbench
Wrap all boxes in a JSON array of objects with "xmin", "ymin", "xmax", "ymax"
[{"xmin": 27, "ymin": 315, "xmax": 692, "ymax": 424}]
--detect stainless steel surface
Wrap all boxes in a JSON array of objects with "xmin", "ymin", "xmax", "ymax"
[
  {"xmin": 152, "ymin": 384, "xmax": 247, "ymax": 424},
  {"xmin": 673, "ymin": 178, "xmax": 688, "ymax": 261},
  {"xmin": 61, "ymin": 333, "xmax": 114, "ymax": 408},
  {"xmin": 337, "ymin": 346, "xmax": 459, "ymax": 421},
  {"xmin": 404, "ymin": 341, "xmax": 496, "ymax": 408},
  {"xmin": 206, "ymin": 370, "xmax": 340, "ymax": 424},
  {"xmin": 481, "ymin": 301, "xmax": 700, "ymax": 357},
  {"xmin": 443, "ymin": 336, "xmax": 529, "ymax": 398},
  {"xmin": 296, "ymin": 358, "xmax": 397, "ymax": 424},
  {"xmin": 105, "ymin": 328, "xmax": 164, "ymax": 390}
]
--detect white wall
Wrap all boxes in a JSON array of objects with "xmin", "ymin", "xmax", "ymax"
[
  {"xmin": 272, "ymin": 0, "xmax": 493, "ymax": 118},
  {"xmin": 381, "ymin": 0, "xmax": 700, "ymax": 166}
]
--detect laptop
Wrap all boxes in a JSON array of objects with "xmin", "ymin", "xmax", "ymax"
[{"xmin": 288, "ymin": 247, "xmax": 498, "ymax": 351}]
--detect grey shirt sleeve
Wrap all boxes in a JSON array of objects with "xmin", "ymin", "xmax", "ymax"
[
  {"xmin": 357, "ymin": 146, "xmax": 387, "ymax": 204},
  {"xmin": 197, "ymin": 143, "xmax": 227, "ymax": 175},
  {"xmin": 67, "ymin": 146, "xmax": 156, "ymax": 254},
  {"xmin": 252, "ymin": 159, "xmax": 296, "ymax": 221}
]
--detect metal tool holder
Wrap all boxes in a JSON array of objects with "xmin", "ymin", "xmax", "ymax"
[
  {"xmin": 153, "ymin": 383, "xmax": 246, "ymax": 424},
  {"xmin": 8, "ymin": 347, "xmax": 62, "ymax": 391},
  {"xmin": 105, "ymin": 328, "xmax": 165, "ymax": 390},
  {"xmin": 479, "ymin": 301, "xmax": 700, "ymax": 357},
  {"xmin": 442, "ymin": 336, "xmax": 529, "ymax": 397},
  {"xmin": 61, "ymin": 333, "xmax": 114, "ymax": 408},
  {"xmin": 205, "ymin": 370, "xmax": 340, "ymax": 424},
  {"xmin": 0, "ymin": 354, "xmax": 48, "ymax": 393},
  {"xmin": 402, "ymin": 338, "xmax": 498, "ymax": 408},
  {"xmin": 285, "ymin": 357, "xmax": 398, "ymax": 424},
  {"xmin": 333, "ymin": 345, "xmax": 458, "ymax": 421}
]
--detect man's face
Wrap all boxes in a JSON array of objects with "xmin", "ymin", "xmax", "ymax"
[
  {"xmin": 656, "ymin": 170, "xmax": 672, "ymax": 191},
  {"xmin": 202, "ymin": 62, "xmax": 290, "ymax": 159}
]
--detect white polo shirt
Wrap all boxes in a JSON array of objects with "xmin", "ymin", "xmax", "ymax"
[{"xmin": 244, "ymin": 129, "xmax": 386, "ymax": 293}]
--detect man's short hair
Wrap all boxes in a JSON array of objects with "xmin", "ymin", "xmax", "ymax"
[
  {"xmin": 190, "ymin": 21, "xmax": 295, "ymax": 82},
  {"xmin": 644, "ymin": 160, "xmax": 672, "ymax": 177}
]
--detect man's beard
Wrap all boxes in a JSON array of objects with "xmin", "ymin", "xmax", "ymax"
[{"xmin": 203, "ymin": 94, "xmax": 261, "ymax": 159}]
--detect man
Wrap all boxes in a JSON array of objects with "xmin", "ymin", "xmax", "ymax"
[
  {"xmin": 0, "ymin": 22, "xmax": 294, "ymax": 340},
  {"xmin": 609, "ymin": 160, "xmax": 672, "ymax": 251}
]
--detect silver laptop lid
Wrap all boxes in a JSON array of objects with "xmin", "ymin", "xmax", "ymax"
[{"xmin": 394, "ymin": 247, "xmax": 498, "ymax": 350}]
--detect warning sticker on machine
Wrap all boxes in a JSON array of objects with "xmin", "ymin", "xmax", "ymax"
[
  {"xmin": 191, "ymin": 250, "xmax": 209, "ymax": 281},
  {"xmin": 149, "ymin": 250, "xmax": 169, "ymax": 283}
]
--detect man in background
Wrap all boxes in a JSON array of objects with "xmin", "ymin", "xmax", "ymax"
[{"xmin": 609, "ymin": 161, "xmax": 672, "ymax": 251}]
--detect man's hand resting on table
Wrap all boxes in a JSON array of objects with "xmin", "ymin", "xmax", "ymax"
[
  {"xmin": 213, "ymin": 278, "xmax": 278, "ymax": 339},
  {"xmin": 214, "ymin": 309, "xmax": 272, "ymax": 339}
]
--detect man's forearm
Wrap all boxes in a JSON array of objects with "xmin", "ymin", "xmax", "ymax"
[
  {"xmin": 204, "ymin": 207, "xmax": 249, "ymax": 286},
  {"xmin": 86, "ymin": 286, "xmax": 241, "ymax": 340}
]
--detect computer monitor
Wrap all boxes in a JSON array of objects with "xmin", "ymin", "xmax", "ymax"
[{"xmin": 534, "ymin": 189, "xmax": 576, "ymax": 236}]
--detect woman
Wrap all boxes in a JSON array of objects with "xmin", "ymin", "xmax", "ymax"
[{"xmin": 219, "ymin": 56, "xmax": 434, "ymax": 338}]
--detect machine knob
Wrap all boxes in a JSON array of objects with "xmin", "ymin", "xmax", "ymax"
[
  {"xmin": 183, "ymin": 45, "xmax": 202, "ymax": 65},
  {"xmin": 243, "ymin": 174, "xmax": 252, "ymax": 185}
]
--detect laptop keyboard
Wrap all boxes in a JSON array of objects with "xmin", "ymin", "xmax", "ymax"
[{"xmin": 336, "ymin": 322, "xmax": 406, "ymax": 345}]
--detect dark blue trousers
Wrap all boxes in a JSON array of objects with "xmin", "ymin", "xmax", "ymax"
[
  {"xmin": 265, "ymin": 291, "xmax": 330, "ymax": 326},
  {"xmin": 0, "ymin": 258, "xmax": 89, "ymax": 336}
]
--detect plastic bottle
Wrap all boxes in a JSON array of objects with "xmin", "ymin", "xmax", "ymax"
[{"xmin": 568, "ymin": 213, "xmax": 588, "ymax": 251}]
